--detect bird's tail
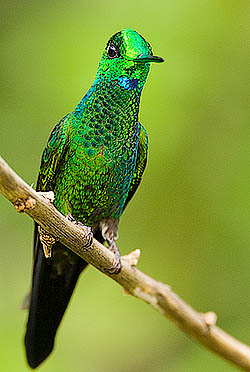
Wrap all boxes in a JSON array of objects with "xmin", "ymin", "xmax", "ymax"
[{"xmin": 24, "ymin": 227, "xmax": 88, "ymax": 369}]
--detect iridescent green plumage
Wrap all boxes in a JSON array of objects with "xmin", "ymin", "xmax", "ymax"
[
  {"xmin": 38, "ymin": 30, "xmax": 155, "ymax": 224},
  {"xmin": 25, "ymin": 29, "xmax": 163, "ymax": 368}
]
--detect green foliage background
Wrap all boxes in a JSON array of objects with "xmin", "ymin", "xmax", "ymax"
[{"xmin": 1, "ymin": 1, "xmax": 250, "ymax": 371}]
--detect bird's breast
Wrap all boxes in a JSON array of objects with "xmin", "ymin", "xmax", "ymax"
[{"xmin": 53, "ymin": 121, "xmax": 140, "ymax": 223}]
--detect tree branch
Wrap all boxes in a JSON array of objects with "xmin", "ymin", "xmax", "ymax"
[{"xmin": 0, "ymin": 155, "xmax": 249, "ymax": 371}]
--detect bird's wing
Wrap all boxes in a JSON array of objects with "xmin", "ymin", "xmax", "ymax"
[
  {"xmin": 36, "ymin": 114, "xmax": 70, "ymax": 192},
  {"xmin": 34, "ymin": 113, "xmax": 70, "ymax": 258},
  {"xmin": 25, "ymin": 114, "xmax": 89, "ymax": 369},
  {"xmin": 124, "ymin": 123, "xmax": 148, "ymax": 209},
  {"xmin": 34, "ymin": 114, "xmax": 70, "ymax": 260}
]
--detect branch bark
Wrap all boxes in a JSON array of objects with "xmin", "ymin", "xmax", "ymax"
[{"xmin": 0, "ymin": 155, "xmax": 250, "ymax": 371}]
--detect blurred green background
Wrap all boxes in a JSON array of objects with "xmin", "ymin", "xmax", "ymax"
[{"xmin": 1, "ymin": 0, "xmax": 250, "ymax": 371}]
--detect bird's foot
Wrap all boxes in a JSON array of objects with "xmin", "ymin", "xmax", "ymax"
[
  {"xmin": 105, "ymin": 251, "xmax": 121, "ymax": 275},
  {"xmin": 100, "ymin": 219, "xmax": 121, "ymax": 274},
  {"xmin": 103, "ymin": 238, "xmax": 121, "ymax": 275},
  {"xmin": 38, "ymin": 226, "xmax": 55, "ymax": 258},
  {"xmin": 66, "ymin": 213, "xmax": 93, "ymax": 249},
  {"xmin": 80, "ymin": 225, "xmax": 93, "ymax": 249}
]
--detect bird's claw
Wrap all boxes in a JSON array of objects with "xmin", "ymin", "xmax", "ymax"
[
  {"xmin": 103, "ymin": 252, "xmax": 121, "ymax": 275},
  {"xmin": 66, "ymin": 213, "xmax": 93, "ymax": 250},
  {"xmin": 73, "ymin": 222, "xmax": 93, "ymax": 249},
  {"xmin": 81, "ymin": 225, "xmax": 93, "ymax": 249}
]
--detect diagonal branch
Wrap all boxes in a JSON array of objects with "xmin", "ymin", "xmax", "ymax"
[{"xmin": 0, "ymin": 154, "xmax": 250, "ymax": 371}]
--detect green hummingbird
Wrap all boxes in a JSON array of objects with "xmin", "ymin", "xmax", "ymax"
[{"xmin": 24, "ymin": 28, "xmax": 164, "ymax": 368}]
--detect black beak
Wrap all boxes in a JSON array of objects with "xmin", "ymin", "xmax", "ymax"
[{"xmin": 134, "ymin": 54, "xmax": 164, "ymax": 63}]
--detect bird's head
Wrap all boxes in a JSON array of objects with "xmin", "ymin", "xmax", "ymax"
[{"xmin": 96, "ymin": 29, "xmax": 164, "ymax": 91}]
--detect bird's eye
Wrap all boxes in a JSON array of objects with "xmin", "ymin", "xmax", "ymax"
[{"xmin": 107, "ymin": 44, "xmax": 120, "ymax": 59}]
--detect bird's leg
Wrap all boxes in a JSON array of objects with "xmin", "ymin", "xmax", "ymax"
[
  {"xmin": 100, "ymin": 219, "xmax": 121, "ymax": 274},
  {"xmin": 38, "ymin": 226, "xmax": 55, "ymax": 258},
  {"xmin": 66, "ymin": 213, "xmax": 93, "ymax": 249}
]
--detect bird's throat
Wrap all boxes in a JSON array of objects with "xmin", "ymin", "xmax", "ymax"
[{"xmin": 75, "ymin": 77, "xmax": 142, "ymax": 131}]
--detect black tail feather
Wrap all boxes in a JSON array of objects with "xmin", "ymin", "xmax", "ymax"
[{"xmin": 25, "ymin": 238, "xmax": 88, "ymax": 369}]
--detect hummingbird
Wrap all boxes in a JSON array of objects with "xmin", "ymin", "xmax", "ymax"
[{"xmin": 24, "ymin": 28, "xmax": 164, "ymax": 368}]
